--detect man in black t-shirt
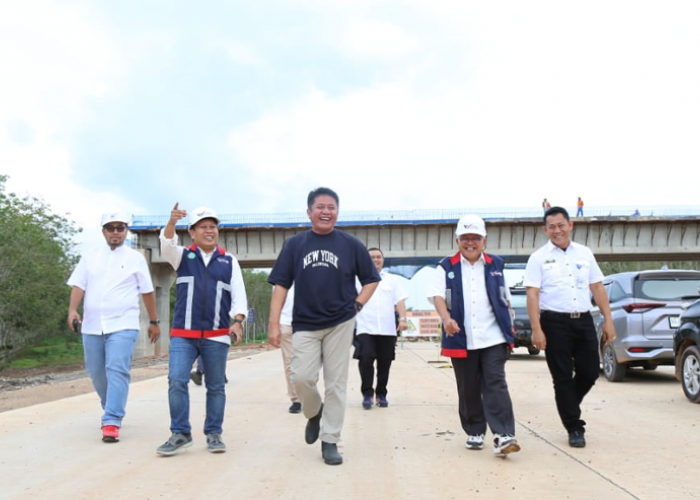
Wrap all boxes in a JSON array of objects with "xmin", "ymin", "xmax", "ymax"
[{"xmin": 268, "ymin": 187, "xmax": 380, "ymax": 466}]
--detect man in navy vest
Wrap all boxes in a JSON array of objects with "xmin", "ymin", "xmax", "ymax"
[
  {"xmin": 428, "ymin": 214, "xmax": 520, "ymax": 456},
  {"xmin": 156, "ymin": 203, "xmax": 247, "ymax": 456}
]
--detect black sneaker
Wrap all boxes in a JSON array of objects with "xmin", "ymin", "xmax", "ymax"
[
  {"xmin": 568, "ymin": 430, "xmax": 586, "ymax": 448},
  {"xmin": 376, "ymin": 395, "xmax": 389, "ymax": 408},
  {"xmin": 156, "ymin": 433, "xmax": 193, "ymax": 456},
  {"xmin": 289, "ymin": 402, "xmax": 302, "ymax": 414},
  {"xmin": 190, "ymin": 370, "xmax": 203, "ymax": 386},
  {"xmin": 321, "ymin": 441, "xmax": 343, "ymax": 465},
  {"xmin": 305, "ymin": 404, "xmax": 323, "ymax": 444},
  {"xmin": 362, "ymin": 394, "xmax": 373, "ymax": 410}
]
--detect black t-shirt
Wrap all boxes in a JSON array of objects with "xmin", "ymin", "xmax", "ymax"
[{"xmin": 268, "ymin": 229, "xmax": 380, "ymax": 332}]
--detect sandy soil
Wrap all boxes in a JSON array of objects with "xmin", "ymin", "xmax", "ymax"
[{"xmin": 0, "ymin": 345, "xmax": 270, "ymax": 413}]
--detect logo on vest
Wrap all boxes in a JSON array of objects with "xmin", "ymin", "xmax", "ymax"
[
  {"xmin": 217, "ymin": 257, "xmax": 230, "ymax": 265},
  {"xmin": 303, "ymin": 250, "xmax": 339, "ymax": 269},
  {"xmin": 188, "ymin": 252, "xmax": 196, "ymax": 259},
  {"xmin": 490, "ymin": 271, "xmax": 503, "ymax": 277}
]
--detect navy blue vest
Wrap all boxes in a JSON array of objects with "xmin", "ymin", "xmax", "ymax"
[
  {"xmin": 171, "ymin": 245, "xmax": 233, "ymax": 338},
  {"xmin": 438, "ymin": 252, "xmax": 514, "ymax": 357}
]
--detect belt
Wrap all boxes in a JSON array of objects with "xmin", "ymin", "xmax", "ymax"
[{"xmin": 541, "ymin": 310, "xmax": 591, "ymax": 319}]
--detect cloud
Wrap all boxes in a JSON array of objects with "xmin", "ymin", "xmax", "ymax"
[
  {"xmin": 226, "ymin": 0, "xmax": 700, "ymax": 212},
  {"xmin": 341, "ymin": 18, "xmax": 421, "ymax": 59},
  {"xmin": 0, "ymin": 1, "xmax": 136, "ymax": 249}
]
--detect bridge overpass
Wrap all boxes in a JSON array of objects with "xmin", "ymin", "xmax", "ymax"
[
  {"xmin": 131, "ymin": 208, "xmax": 700, "ymax": 267},
  {"xmin": 127, "ymin": 207, "xmax": 700, "ymax": 358}
]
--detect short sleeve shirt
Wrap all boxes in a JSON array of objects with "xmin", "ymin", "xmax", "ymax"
[
  {"xmin": 67, "ymin": 244, "xmax": 154, "ymax": 335},
  {"xmin": 268, "ymin": 229, "xmax": 380, "ymax": 332},
  {"xmin": 524, "ymin": 241, "xmax": 604, "ymax": 313},
  {"xmin": 356, "ymin": 269, "xmax": 408, "ymax": 336}
]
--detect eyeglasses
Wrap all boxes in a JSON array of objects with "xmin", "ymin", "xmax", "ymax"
[
  {"xmin": 103, "ymin": 224, "xmax": 127, "ymax": 233},
  {"xmin": 458, "ymin": 235, "xmax": 483, "ymax": 243}
]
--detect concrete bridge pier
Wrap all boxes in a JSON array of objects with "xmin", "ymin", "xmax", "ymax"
[{"xmin": 135, "ymin": 250, "xmax": 175, "ymax": 358}]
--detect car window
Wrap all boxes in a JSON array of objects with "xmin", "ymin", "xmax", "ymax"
[
  {"xmin": 609, "ymin": 281, "xmax": 626, "ymax": 302},
  {"xmin": 635, "ymin": 278, "xmax": 700, "ymax": 301},
  {"xmin": 510, "ymin": 294, "xmax": 527, "ymax": 308}
]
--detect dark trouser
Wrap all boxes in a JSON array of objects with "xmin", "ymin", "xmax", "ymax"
[
  {"xmin": 452, "ymin": 342, "xmax": 515, "ymax": 436},
  {"xmin": 355, "ymin": 334, "xmax": 396, "ymax": 397},
  {"xmin": 540, "ymin": 313, "xmax": 600, "ymax": 433}
]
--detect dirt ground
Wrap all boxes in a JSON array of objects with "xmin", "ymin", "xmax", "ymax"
[{"xmin": 0, "ymin": 345, "xmax": 270, "ymax": 413}]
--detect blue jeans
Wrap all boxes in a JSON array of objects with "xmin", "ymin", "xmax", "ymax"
[
  {"xmin": 82, "ymin": 330, "xmax": 138, "ymax": 427},
  {"xmin": 168, "ymin": 337, "xmax": 229, "ymax": 435}
]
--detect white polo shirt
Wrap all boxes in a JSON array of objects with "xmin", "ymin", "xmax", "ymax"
[
  {"xmin": 67, "ymin": 244, "xmax": 154, "ymax": 335},
  {"xmin": 356, "ymin": 269, "xmax": 408, "ymax": 336},
  {"xmin": 524, "ymin": 240, "xmax": 604, "ymax": 313},
  {"xmin": 427, "ymin": 254, "xmax": 510, "ymax": 350}
]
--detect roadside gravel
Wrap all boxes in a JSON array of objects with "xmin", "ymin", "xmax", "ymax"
[{"xmin": 0, "ymin": 345, "xmax": 270, "ymax": 413}]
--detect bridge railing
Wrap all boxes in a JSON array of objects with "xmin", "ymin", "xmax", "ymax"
[{"xmin": 131, "ymin": 205, "xmax": 700, "ymax": 230}]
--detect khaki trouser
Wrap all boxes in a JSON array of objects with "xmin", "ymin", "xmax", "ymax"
[
  {"xmin": 280, "ymin": 324, "xmax": 298, "ymax": 403},
  {"xmin": 291, "ymin": 317, "xmax": 355, "ymax": 444}
]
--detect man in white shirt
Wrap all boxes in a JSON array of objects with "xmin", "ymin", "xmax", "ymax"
[
  {"xmin": 156, "ymin": 203, "xmax": 247, "ymax": 456},
  {"xmin": 67, "ymin": 211, "xmax": 161, "ymax": 443},
  {"xmin": 428, "ymin": 215, "xmax": 520, "ymax": 456},
  {"xmin": 525, "ymin": 206, "xmax": 615, "ymax": 448},
  {"xmin": 354, "ymin": 248, "xmax": 408, "ymax": 409}
]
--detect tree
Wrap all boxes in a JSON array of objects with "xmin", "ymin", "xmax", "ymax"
[
  {"xmin": 0, "ymin": 175, "xmax": 80, "ymax": 365},
  {"xmin": 241, "ymin": 269, "xmax": 272, "ymax": 333}
]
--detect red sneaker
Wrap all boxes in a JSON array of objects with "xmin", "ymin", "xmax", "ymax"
[{"xmin": 102, "ymin": 425, "xmax": 120, "ymax": 443}]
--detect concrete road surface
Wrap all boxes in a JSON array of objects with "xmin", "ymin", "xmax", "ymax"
[{"xmin": 0, "ymin": 343, "xmax": 697, "ymax": 500}]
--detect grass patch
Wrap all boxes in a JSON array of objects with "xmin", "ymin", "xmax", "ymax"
[{"xmin": 8, "ymin": 335, "xmax": 84, "ymax": 369}]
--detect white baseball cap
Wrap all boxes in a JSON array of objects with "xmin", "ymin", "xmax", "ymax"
[
  {"xmin": 101, "ymin": 210, "xmax": 131, "ymax": 226},
  {"xmin": 455, "ymin": 214, "xmax": 487, "ymax": 237},
  {"xmin": 189, "ymin": 206, "xmax": 220, "ymax": 228}
]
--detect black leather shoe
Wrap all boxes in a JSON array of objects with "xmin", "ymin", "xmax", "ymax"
[
  {"xmin": 305, "ymin": 404, "xmax": 323, "ymax": 444},
  {"xmin": 289, "ymin": 402, "xmax": 302, "ymax": 414},
  {"xmin": 321, "ymin": 441, "xmax": 343, "ymax": 465},
  {"xmin": 568, "ymin": 430, "xmax": 586, "ymax": 448}
]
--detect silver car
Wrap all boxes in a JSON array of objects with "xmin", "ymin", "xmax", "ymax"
[{"xmin": 594, "ymin": 270, "xmax": 700, "ymax": 382}]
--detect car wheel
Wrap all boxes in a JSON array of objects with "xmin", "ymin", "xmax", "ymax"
[
  {"xmin": 681, "ymin": 346, "xmax": 700, "ymax": 404},
  {"xmin": 527, "ymin": 346, "xmax": 541, "ymax": 356},
  {"xmin": 602, "ymin": 343, "xmax": 626, "ymax": 382}
]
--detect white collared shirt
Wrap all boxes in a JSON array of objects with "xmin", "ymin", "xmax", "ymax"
[
  {"xmin": 428, "ymin": 254, "xmax": 509, "ymax": 350},
  {"xmin": 67, "ymin": 244, "xmax": 154, "ymax": 335},
  {"xmin": 160, "ymin": 230, "xmax": 248, "ymax": 345},
  {"xmin": 524, "ymin": 240, "xmax": 604, "ymax": 313},
  {"xmin": 356, "ymin": 269, "xmax": 408, "ymax": 336}
]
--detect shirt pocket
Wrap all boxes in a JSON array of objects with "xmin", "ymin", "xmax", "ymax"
[{"xmin": 574, "ymin": 261, "xmax": 591, "ymax": 288}]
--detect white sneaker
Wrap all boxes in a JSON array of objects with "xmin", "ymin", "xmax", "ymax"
[
  {"xmin": 493, "ymin": 434, "xmax": 520, "ymax": 455},
  {"xmin": 465, "ymin": 434, "xmax": 485, "ymax": 450}
]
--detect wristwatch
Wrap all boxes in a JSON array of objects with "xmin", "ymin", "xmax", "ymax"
[
  {"xmin": 232, "ymin": 318, "xmax": 244, "ymax": 325},
  {"xmin": 399, "ymin": 317, "xmax": 408, "ymax": 322},
  {"xmin": 354, "ymin": 300, "xmax": 364, "ymax": 312},
  {"xmin": 149, "ymin": 319, "xmax": 160, "ymax": 325}
]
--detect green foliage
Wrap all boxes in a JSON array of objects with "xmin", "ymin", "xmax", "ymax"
[
  {"xmin": 242, "ymin": 269, "xmax": 271, "ymax": 332},
  {"xmin": 0, "ymin": 175, "xmax": 80, "ymax": 365},
  {"xmin": 7, "ymin": 334, "xmax": 84, "ymax": 369}
]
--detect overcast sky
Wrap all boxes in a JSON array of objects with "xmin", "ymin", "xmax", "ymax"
[{"xmin": 2, "ymin": 0, "xmax": 699, "ymax": 249}]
